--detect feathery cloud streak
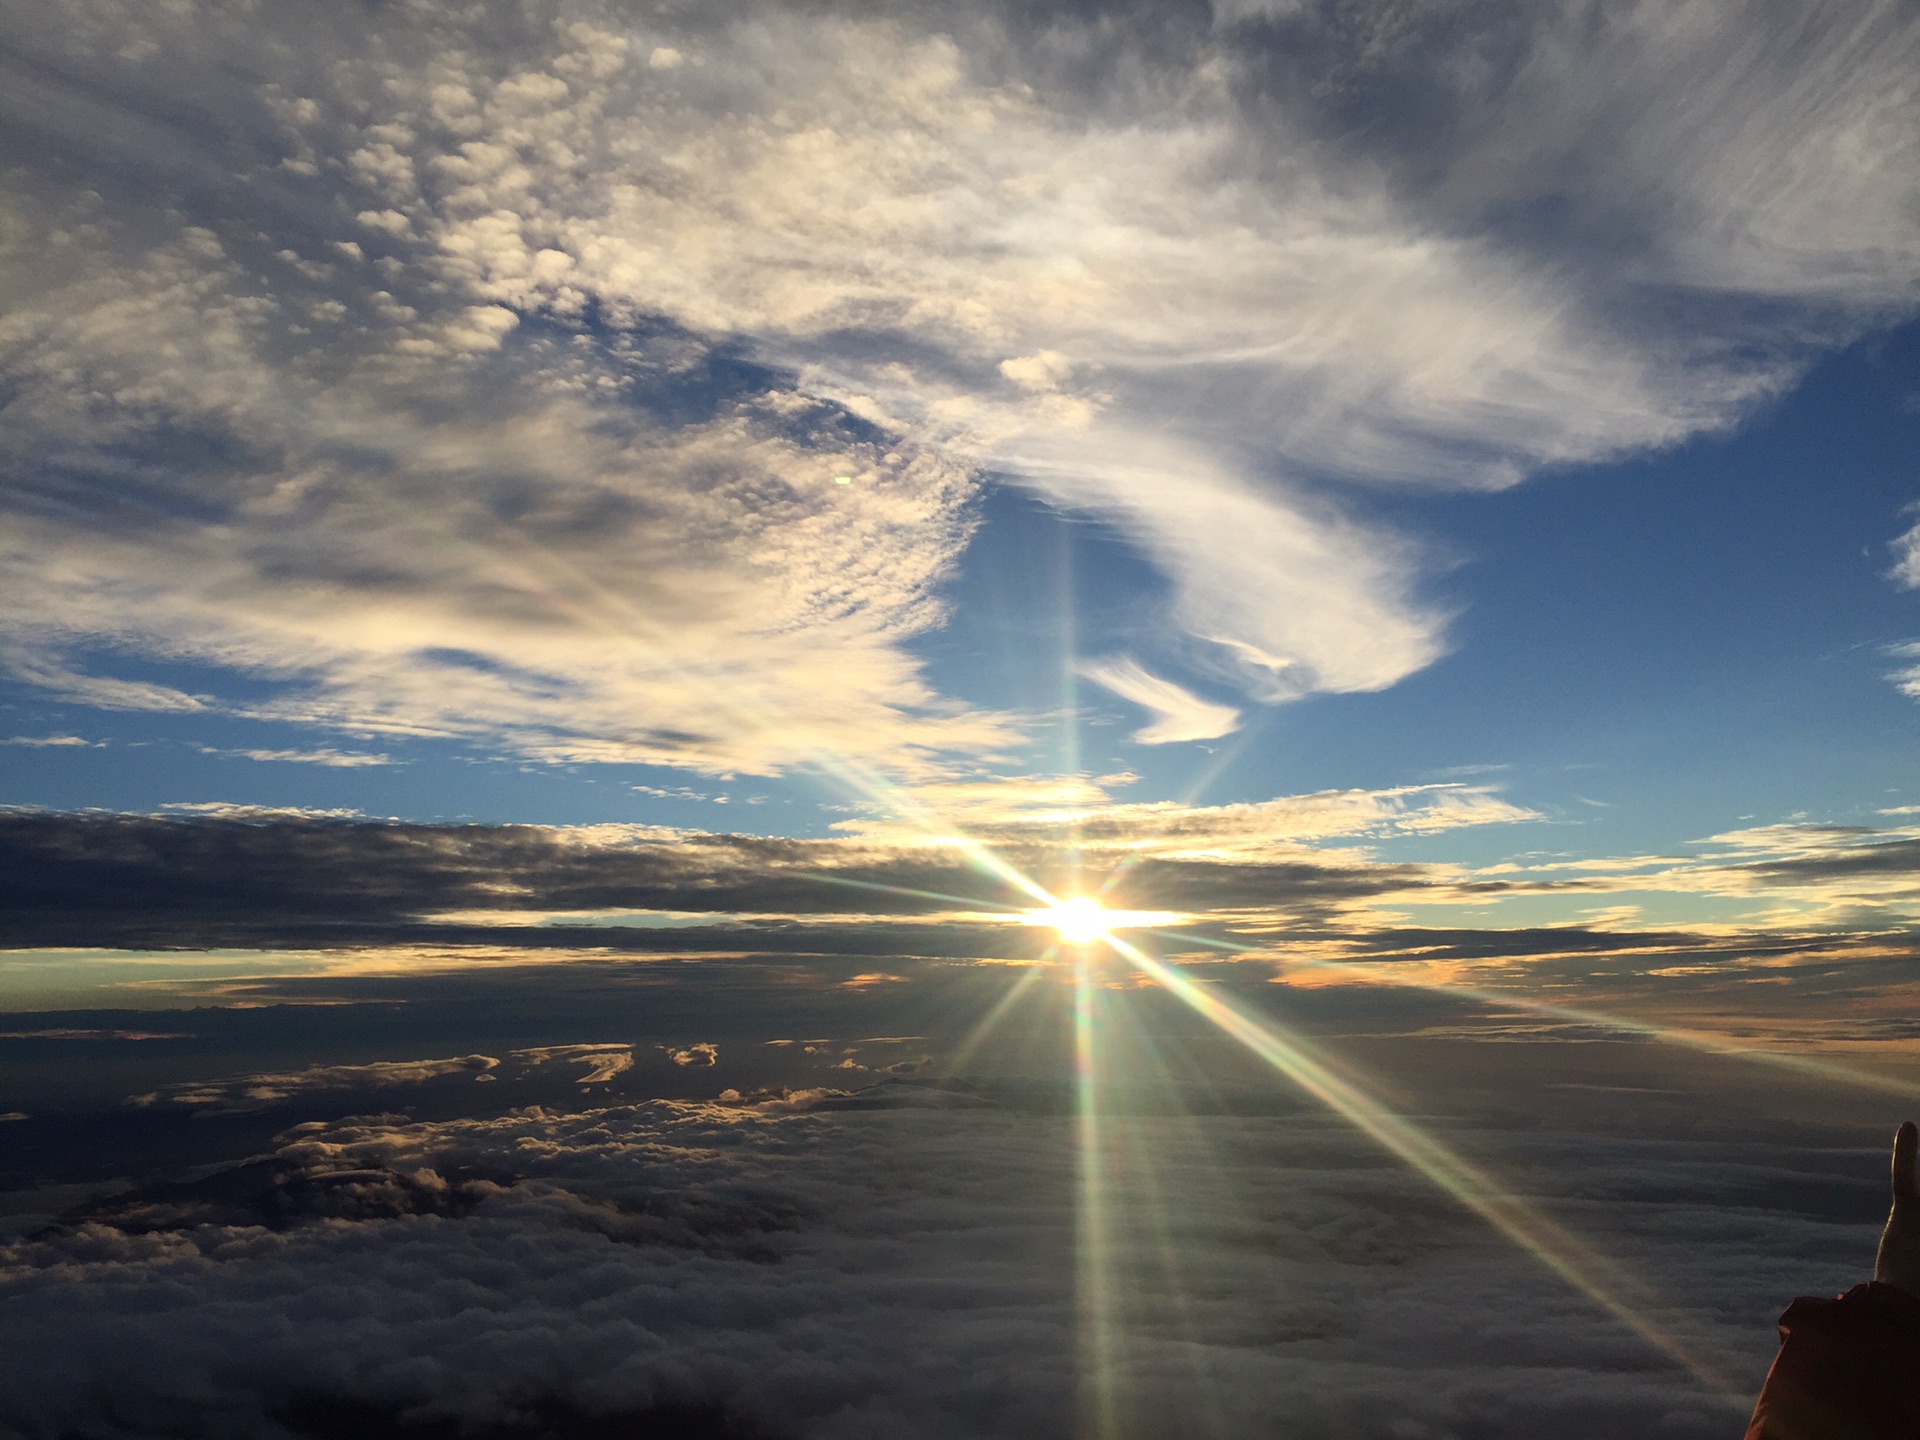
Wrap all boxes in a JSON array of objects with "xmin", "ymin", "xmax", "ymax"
[{"xmin": 1077, "ymin": 658, "xmax": 1241, "ymax": 744}]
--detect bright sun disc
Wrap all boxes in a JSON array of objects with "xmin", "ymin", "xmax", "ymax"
[
  {"xmin": 1039, "ymin": 896, "xmax": 1112, "ymax": 945},
  {"xmin": 1018, "ymin": 899, "xmax": 1190, "ymax": 945}
]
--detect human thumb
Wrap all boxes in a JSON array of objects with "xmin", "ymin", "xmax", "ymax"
[{"xmin": 1895, "ymin": 1120, "xmax": 1918, "ymax": 1207}]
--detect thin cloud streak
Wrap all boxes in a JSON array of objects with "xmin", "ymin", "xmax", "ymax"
[{"xmin": 1077, "ymin": 657, "xmax": 1241, "ymax": 745}]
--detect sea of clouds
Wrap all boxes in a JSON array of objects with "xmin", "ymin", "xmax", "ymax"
[{"xmin": 0, "ymin": 1070, "xmax": 1893, "ymax": 1439}]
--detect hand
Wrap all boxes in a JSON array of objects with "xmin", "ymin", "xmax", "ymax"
[{"xmin": 1873, "ymin": 1120, "xmax": 1920, "ymax": 1298}]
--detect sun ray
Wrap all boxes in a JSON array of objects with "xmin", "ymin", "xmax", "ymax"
[
  {"xmin": 1075, "ymin": 954, "xmax": 1124, "ymax": 1440},
  {"xmin": 335, "ymin": 497, "xmax": 1752, "ymax": 1409},
  {"xmin": 1149, "ymin": 928, "xmax": 1920, "ymax": 1098},
  {"xmin": 1103, "ymin": 934, "xmax": 1744, "ymax": 1399},
  {"xmin": 941, "ymin": 962, "xmax": 1049, "ymax": 1079},
  {"xmin": 1089, "ymin": 979, "xmax": 1239, "ymax": 1435},
  {"xmin": 800, "ymin": 872, "xmax": 1030, "ymax": 915},
  {"xmin": 362, "ymin": 507, "xmax": 1074, "ymax": 920}
]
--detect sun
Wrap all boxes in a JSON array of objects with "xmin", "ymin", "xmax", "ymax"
[
  {"xmin": 1035, "ymin": 896, "xmax": 1113, "ymax": 946},
  {"xmin": 1019, "ymin": 897, "xmax": 1189, "ymax": 946}
]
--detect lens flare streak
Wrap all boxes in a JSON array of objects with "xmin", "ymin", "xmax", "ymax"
[
  {"xmin": 391, "ymin": 511, "xmax": 1748, "ymax": 1409},
  {"xmin": 942, "ymin": 963, "xmax": 1049, "ymax": 1079},
  {"xmin": 1103, "ymin": 934, "xmax": 1743, "ymax": 1400},
  {"xmin": 1075, "ymin": 957, "xmax": 1123, "ymax": 1440},
  {"xmin": 1151, "ymin": 929, "xmax": 1920, "ymax": 1099}
]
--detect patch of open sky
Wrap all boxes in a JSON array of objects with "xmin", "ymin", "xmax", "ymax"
[
  {"xmin": 910, "ymin": 480, "xmax": 1252, "ymax": 794},
  {"xmin": 919, "ymin": 328, "xmax": 1920, "ymax": 863},
  {"xmin": 1220, "ymin": 317, "xmax": 1920, "ymax": 864},
  {"xmin": 516, "ymin": 303, "xmax": 900, "ymax": 448},
  {"xmin": 910, "ymin": 482, "xmax": 1159, "ymax": 709},
  {"xmin": 580, "ymin": 308, "xmax": 795, "ymax": 431}
]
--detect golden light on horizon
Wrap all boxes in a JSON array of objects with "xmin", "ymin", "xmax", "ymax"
[
  {"xmin": 1039, "ymin": 896, "xmax": 1114, "ymax": 945},
  {"xmin": 1022, "ymin": 897, "xmax": 1189, "ymax": 946}
]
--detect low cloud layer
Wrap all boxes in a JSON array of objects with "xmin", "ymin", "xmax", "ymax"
[
  {"xmin": 0, "ymin": 798, "xmax": 1499, "ymax": 949},
  {"xmin": 0, "ymin": 1079, "xmax": 1894, "ymax": 1439},
  {"xmin": 14, "ymin": 803, "xmax": 1920, "ymax": 968},
  {"xmin": 10, "ymin": 807, "xmax": 1920, "ymax": 1088},
  {"xmin": 129, "ymin": 1053, "xmax": 502, "ymax": 1113}
]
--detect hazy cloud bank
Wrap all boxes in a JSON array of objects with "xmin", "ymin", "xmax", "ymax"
[
  {"xmin": 1, "ymin": 1084, "xmax": 1877, "ymax": 1439},
  {"xmin": 0, "ymin": 797, "xmax": 1499, "ymax": 949}
]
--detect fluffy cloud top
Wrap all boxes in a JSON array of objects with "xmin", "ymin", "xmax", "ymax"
[{"xmin": 0, "ymin": 1085, "xmax": 1862, "ymax": 1439}]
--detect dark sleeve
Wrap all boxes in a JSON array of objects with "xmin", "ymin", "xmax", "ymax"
[{"xmin": 1745, "ymin": 1282, "xmax": 1920, "ymax": 1440}]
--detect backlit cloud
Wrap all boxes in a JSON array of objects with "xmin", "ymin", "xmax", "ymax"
[
  {"xmin": 129, "ymin": 1054, "xmax": 501, "ymax": 1113},
  {"xmin": 1077, "ymin": 658, "xmax": 1242, "ymax": 745},
  {"xmin": 37, "ymin": 796, "xmax": 1920, "ymax": 965}
]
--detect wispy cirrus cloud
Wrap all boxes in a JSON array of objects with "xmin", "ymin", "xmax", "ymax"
[
  {"xmin": 195, "ymin": 745, "xmax": 395, "ymax": 768},
  {"xmin": 1077, "ymin": 657, "xmax": 1241, "ymax": 745}
]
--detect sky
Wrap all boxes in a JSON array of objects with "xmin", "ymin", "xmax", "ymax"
[{"xmin": 4, "ymin": 2, "xmax": 1920, "ymax": 1437}]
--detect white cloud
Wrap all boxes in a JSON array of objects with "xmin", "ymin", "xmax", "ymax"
[
  {"xmin": 841, "ymin": 779, "xmax": 1538, "ymax": 855},
  {"xmin": 1077, "ymin": 657, "xmax": 1241, "ymax": 744},
  {"xmin": 195, "ymin": 746, "xmax": 395, "ymax": 768},
  {"xmin": 156, "ymin": 802, "xmax": 365, "ymax": 819},
  {"xmin": 0, "ymin": 0, "xmax": 1916, "ymax": 772},
  {"xmin": 1889, "ymin": 513, "xmax": 1920, "ymax": 590},
  {"xmin": 997, "ymin": 351, "xmax": 1074, "ymax": 392},
  {"xmin": 0, "ymin": 210, "xmax": 1008, "ymax": 777},
  {"xmin": 129, "ymin": 1054, "xmax": 500, "ymax": 1112},
  {"xmin": 1028, "ymin": 437, "xmax": 1445, "ymax": 698},
  {"xmin": 1887, "ymin": 641, "xmax": 1920, "ymax": 701}
]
